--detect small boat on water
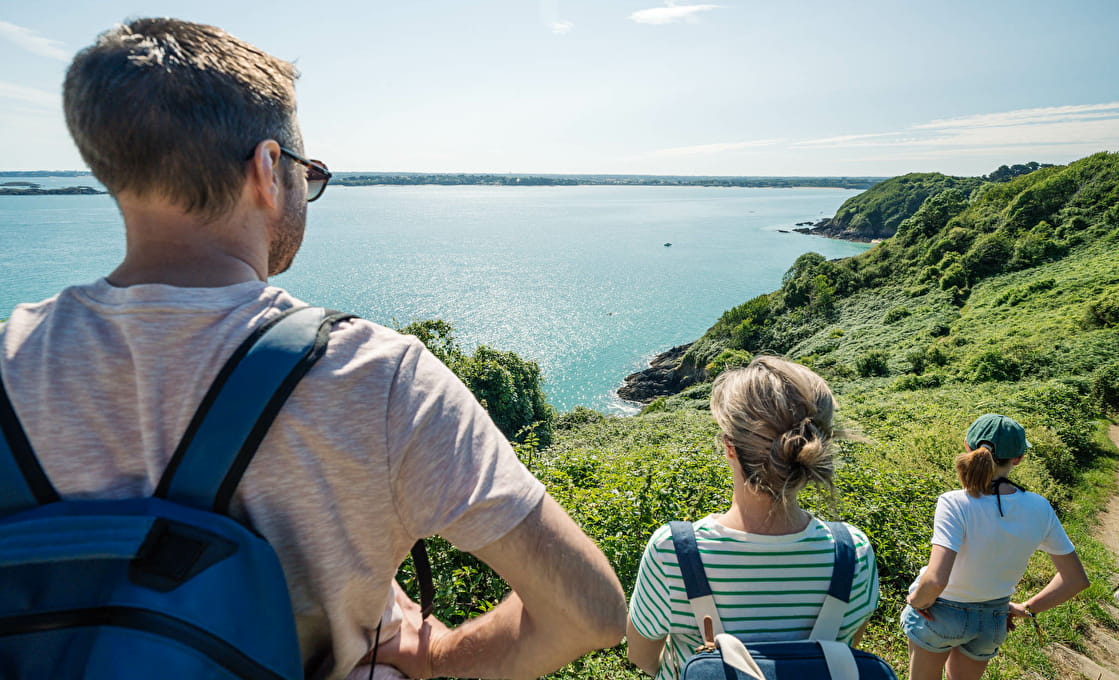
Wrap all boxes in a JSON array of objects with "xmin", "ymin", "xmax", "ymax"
[{"xmin": 664, "ymin": 242, "xmax": 672, "ymax": 247}]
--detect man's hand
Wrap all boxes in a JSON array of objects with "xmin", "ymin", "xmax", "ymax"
[
  {"xmin": 405, "ymin": 494, "xmax": 626, "ymax": 679},
  {"xmin": 374, "ymin": 588, "xmax": 453, "ymax": 679}
]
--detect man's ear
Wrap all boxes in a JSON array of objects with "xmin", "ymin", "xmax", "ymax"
[{"xmin": 246, "ymin": 140, "xmax": 283, "ymax": 210}]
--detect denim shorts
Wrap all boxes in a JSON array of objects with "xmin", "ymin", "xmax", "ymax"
[{"xmin": 901, "ymin": 597, "xmax": 1011, "ymax": 661}]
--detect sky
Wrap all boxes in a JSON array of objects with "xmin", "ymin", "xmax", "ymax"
[{"xmin": 2, "ymin": 0, "xmax": 1118, "ymax": 177}]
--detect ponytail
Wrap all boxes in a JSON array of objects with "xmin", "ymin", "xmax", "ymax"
[{"xmin": 955, "ymin": 445, "xmax": 995, "ymax": 497}]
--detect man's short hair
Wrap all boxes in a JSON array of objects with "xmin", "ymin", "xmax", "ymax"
[{"xmin": 64, "ymin": 18, "xmax": 300, "ymax": 219}]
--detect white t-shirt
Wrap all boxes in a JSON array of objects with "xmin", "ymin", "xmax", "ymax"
[
  {"xmin": 0, "ymin": 279, "xmax": 546, "ymax": 680},
  {"xmin": 921, "ymin": 488, "xmax": 1075, "ymax": 602}
]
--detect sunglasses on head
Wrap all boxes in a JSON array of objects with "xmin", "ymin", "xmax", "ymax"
[{"xmin": 279, "ymin": 147, "xmax": 331, "ymax": 202}]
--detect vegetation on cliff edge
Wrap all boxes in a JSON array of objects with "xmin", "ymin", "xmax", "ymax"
[{"xmin": 401, "ymin": 152, "xmax": 1119, "ymax": 680}]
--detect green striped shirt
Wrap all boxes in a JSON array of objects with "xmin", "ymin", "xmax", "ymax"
[{"xmin": 628, "ymin": 515, "xmax": 880, "ymax": 680}]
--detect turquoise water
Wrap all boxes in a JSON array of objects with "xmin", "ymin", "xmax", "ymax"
[{"xmin": 1, "ymin": 181, "xmax": 869, "ymax": 412}]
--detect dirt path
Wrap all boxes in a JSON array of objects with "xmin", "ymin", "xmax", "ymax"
[{"xmin": 1054, "ymin": 424, "xmax": 1119, "ymax": 680}]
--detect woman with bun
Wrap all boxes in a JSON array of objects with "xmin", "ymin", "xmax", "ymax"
[
  {"xmin": 903, "ymin": 414, "xmax": 1090, "ymax": 680},
  {"xmin": 626, "ymin": 356, "xmax": 880, "ymax": 679}
]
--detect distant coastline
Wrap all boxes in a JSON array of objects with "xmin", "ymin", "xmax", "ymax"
[
  {"xmin": 0, "ymin": 182, "xmax": 105, "ymax": 196},
  {"xmin": 332, "ymin": 173, "xmax": 884, "ymax": 190},
  {"xmin": 0, "ymin": 170, "xmax": 885, "ymax": 192}
]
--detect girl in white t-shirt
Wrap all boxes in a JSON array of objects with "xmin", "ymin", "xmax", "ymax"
[{"xmin": 902, "ymin": 414, "xmax": 1090, "ymax": 680}]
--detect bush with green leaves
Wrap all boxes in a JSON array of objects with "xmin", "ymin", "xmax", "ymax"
[
  {"xmin": 397, "ymin": 319, "xmax": 554, "ymax": 446},
  {"xmin": 705, "ymin": 348, "xmax": 753, "ymax": 379},
  {"xmin": 1090, "ymin": 361, "xmax": 1119, "ymax": 414},
  {"xmin": 1083, "ymin": 292, "xmax": 1119, "ymax": 328},
  {"xmin": 855, "ymin": 350, "xmax": 891, "ymax": 377},
  {"xmin": 884, "ymin": 306, "xmax": 911, "ymax": 324}
]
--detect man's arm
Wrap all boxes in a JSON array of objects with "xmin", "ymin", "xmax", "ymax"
[{"xmin": 376, "ymin": 494, "xmax": 626, "ymax": 679}]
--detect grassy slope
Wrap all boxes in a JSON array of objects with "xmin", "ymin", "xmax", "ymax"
[
  {"xmin": 532, "ymin": 155, "xmax": 1119, "ymax": 679},
  {"xmin": 400, "ymin": 155, "xmax": 1119, "ymax": 679}
]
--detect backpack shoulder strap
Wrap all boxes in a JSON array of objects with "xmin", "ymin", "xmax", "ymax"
[
  {"xmin": 0, "ymin": 369, "xmax": 61, "ymax": 516},
  {"xmin": 809, "ymin": 520, "xmax": 857, "ymax": 641},
  {"xmin": 155, "ymin": 306, "xmax": 353, "ymax": 514},
  {"xmin": 669, "ymin": 520, "xmax": 725, "ymax": 636}
]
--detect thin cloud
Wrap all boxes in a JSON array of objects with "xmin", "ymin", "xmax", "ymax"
[
  {"xmin": 914, "ymin": 102, "xmax": 1119, "ymax": 130},
  {"xmin": 633, "ymin": 103, "xmax": 1119, "ymax": 173},
  {"xmin": 540, "ymin": 0, "xmax": 574, "ymax": 35},
  {"xmin": 630, "ymin": 3, "xmax": 721, "ymax": 25},
  {"xmin": 0, "ymin": 81, "xmax": 60, "ymax": 108},
  {"xmin": 793, "ymin": 102, "xmax": 1119, "ymax": 152},
  {"xmin": 646, "ymin": 138, "xmax": 783, "ymax": 158},
  {"xmin": 0, "ymin": 21, "xmax": 69, "ymax": 61}
]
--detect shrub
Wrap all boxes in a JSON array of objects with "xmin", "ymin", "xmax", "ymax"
[
  {"xmin": 893, "ymin": 373, "xmax": 944, "ymax": 391},
  {"xmin": 1083, "ymin": 293, "xmax": 1119, "ymax": 328},
  {"xmin": 705, "ymin": 349, "xmax": 754, "ymax": 379},
  {"xmin": 904, "ymin": 349, "xmax": 926, "ymax": 374},
  {"xmin": 1091, "ymin": 362, "xmax": 1119, "ymax": 413},
  {"xmin": 555, "ymin": 406, "xmax": 606, "ymax": 430},
  {"xmin": 884, "ymin": 306, "xmax": 911, "ymax": 324},
  {"xmin": 855, "ymin": 350, "xmax": 891, "ymax": 377},
  {"xmin": 940, "ymin": 263, "xmax": 967, "ymax": 290},
  {"xmin": 458, "ymin": 345, "xmax": 555, "ymax": 446},
  {"xmin": 963, "ymin": 349, "xmax": 1021, "ymax": 382},
  {"xmin": 995, "ymin": 278, "xmax": 1056, "ymax": 306},
  {"xmin": 400, "ymin": 319, "xmax": 554, "ymax": 445},
  {"xmin": 398, "ymin": 319, "xmax": 465, "ymax": 366},
  {"xmin": 1013, "ymin": 381, "xmax": 1096, "ymax": 461},
  {"xmin": 641, "ymin": 397, "xmax": 668, "ymax": 415},
  {"xmin": 962, "ymin": 232, "xmax": 1013, "ymax": 277},
  {"xmin": 945, "ymin": 286, "xmax": 971, "ymax": 306},
  {"xmin": 928, "ymin": 323, "xmax": 951, "ymax": 338},
  {"xmin": 925, "ymin": 345, "xmax": 949, "ymax": 366}
]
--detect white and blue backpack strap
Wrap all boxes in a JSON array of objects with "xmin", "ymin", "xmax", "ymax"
[
  {"xmin": 811, "ymin": 520, "xmax": 857, "ymax": 640},
  {"xmin": 0, "ymin": 369, "xmax": 62, "ymax": 516},
  {"xmin": 669, "ymin": 520, "xmax": 725, "ymax": 636},
  {"xmin": 153, "ymin": 306, "xmax": 352, "ymax": 514},
  {"xmin": 811, "ymin": 521, "xmax": 860, "ymax": 680}
]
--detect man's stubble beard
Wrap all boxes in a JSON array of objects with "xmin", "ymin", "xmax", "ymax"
[{"xmin": 267, "ymin": 176, "xmax": 307, "ymax": 277}]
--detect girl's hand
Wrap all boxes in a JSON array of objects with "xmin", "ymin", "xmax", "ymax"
[
  {"xmin": 906, "ymin": 593, "xmax": 935, "ymax": 621},
  {"xmin": 1007, "ymin": 601, "xmax": 1030, "ymax": 631}
]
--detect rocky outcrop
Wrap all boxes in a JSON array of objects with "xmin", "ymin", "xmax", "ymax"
[
  {"xmin": 791, "ymin": 218, "xmax": 876, "ymax": 241},
  {"xmin": 617, "ymin": 343, "xmax": 702, "ymax": 403}
]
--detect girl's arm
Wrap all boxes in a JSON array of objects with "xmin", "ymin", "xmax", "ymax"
[
  {"xmin": 626, "ymin": 618, "xmax": 666, "ymax": 676},
  {"xmin": 906, "ymin": 545, "xmax": 957, "ymax": 620},
  {"xmin": 1010, "ymin": 550, "xmax": 1090, "ymax": 618}
]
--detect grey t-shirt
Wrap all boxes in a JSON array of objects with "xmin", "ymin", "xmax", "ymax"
[{"xmin": 0, "ymin": 279, "xmax": 546, "ymax": 679}]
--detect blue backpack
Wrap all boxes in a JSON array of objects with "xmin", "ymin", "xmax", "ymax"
[
  {"xmin": 0, "ymin": 306, "xmax": 348, "ymax": 679},
  {"xmin": 669, "ymin": 520, "xmax": 898, "ymax": 680}
]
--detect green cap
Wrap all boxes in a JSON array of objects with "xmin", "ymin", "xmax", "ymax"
[{"xmin": 965, "ymin": 414, "xmax": 1031, "ymax": 460}]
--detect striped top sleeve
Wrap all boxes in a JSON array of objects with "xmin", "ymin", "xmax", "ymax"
[{"xmin": 627, "ymin": 515, "xmax": 880, "ymax": 680}]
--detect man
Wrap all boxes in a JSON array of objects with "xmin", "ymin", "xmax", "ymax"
[{"xmin": 0, "ymin": 18, "xmax": 625, "ymax": 680}]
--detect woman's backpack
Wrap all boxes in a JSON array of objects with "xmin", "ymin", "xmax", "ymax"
[{"xmin": 669, "ymin": 520, "xmax": 898, "ymax": 680}]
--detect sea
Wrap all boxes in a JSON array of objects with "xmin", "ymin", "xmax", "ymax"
[{"xmin": 0, "ymin": 175, "xmax": 870, "ymax": 412}]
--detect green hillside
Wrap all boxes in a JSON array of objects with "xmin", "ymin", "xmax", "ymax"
[
  {"xmin": 404, "ymin": 153, "xmax": 1119, "ymax": 679},
  {"xmin": 808, "ymin": 171, "xmax": 984, "ymax": 241}
]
